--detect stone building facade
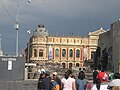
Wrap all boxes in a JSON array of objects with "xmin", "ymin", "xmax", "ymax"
[
  {"xmin": 98, "ymin": 20, "xmax": 120, "ymax": 72},
  {"xmin": 26, "ymin": 24, "xmax": 106, "ymax": 68},
  {"xmin": 98, "ymin": 30, "xmax": 112, "ymax": 70}
]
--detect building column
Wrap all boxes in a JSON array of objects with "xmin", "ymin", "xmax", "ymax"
[
  {"xmin": 53, "ymin": 47, "xmax": 54, "ymax": 60},
  {"xmin": 66, "ymin": 48, "xmax": 68, "ymax": 60},
  {"xmin": 74, "ymin": 48, "xmax": 76, "ymax": 67},
  {"xmin": 60, "ymin": 48, "xmax": 61, "ymax": 60},
  {"xmin": 37, "ymin": 47, "xmax": 39, "ymax": 58},
  {"xmin": 32, "ymin": 48, "xmax": 34, "ymax": 58},
  {"xmin": 66, "ymin": 62, "xmax": 68, "ymax": 68}
]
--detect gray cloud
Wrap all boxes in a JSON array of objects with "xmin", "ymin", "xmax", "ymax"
[{"xmin": 0, "ymin": 0, "xmax": 120, "ymax": 54}]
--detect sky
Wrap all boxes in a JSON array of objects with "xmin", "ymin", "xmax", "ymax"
[{"xmin": 0, "ymin": 0, "xmax": 120, "ymax": 55}]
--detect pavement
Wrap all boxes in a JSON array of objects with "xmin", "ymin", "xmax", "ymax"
[
  {"xmin": 0, "ymin": 79, "xmax": 93, "ymax": 90},
  {"xmin": 0, "ymin": 80, "xmax": 38, "ymax": 90}
]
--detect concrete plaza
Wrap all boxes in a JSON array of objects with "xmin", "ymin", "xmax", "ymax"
[{"xmin": 0, "ymin": 80, "xmax": 38, "ymax": 90}]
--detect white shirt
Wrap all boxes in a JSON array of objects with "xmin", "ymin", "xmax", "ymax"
[
  {"xmin": 38, "ymin": 69, "xmax": 41, "ymax": 74},
  {"xmin": 61, "ymin": 77, "xmax": 75, "ymax": 90},
  {"xmin": 91, "ymin": 84, "xmax": 109, "ymax": 90},
  {"xmin": 108, "ymin": 79, "xmax": 120, "ymax": 86},
  {"xmin": 41, "ymin": 68, "xmax": 46, "ymax": 73}
]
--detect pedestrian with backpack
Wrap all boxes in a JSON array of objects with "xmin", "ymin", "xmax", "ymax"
[{"xmin": 37, "ymin": 73, "xmax": 46, "ymax": 90}]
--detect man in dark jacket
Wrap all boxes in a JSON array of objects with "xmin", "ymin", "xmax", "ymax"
[
  {"xmin": 93, "ymin": 68, "xmax": 99, "ymax": 84},
  {"xmin": 37, "ymin": 73, "xmax": 46, "ymax": 90},
  {"xmin": 42, "ymin": 71, "xmax": 51, "ymax": 90}
]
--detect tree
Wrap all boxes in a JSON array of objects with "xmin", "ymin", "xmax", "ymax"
[{"xmin": 101, "ymin": 48, "xmax": 108, "ymax": 70}]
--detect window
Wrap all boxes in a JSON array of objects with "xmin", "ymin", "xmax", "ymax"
[
  {"xmin": 69, "ymin": 49, "xmax": 73, "ymax": 57},
  {"xmin": 53, "ymin": 38, "xmax": 55, "ymax": 42},
  {"xmin": 69, "ymin": 63, "xmax": 72, "ymax": 68},
  {"xmin": 91, "ymin": 51, "xmax": 95, "ymax": 59},
  {"xmin": 81, "ymin": 39, "xmax": 82, "ymax": 43},
  {"xmin": 34, "ymin": 49, "xmax": 37, "ymax": 57},
  {"xmin": 55, "ymin": 49, "xmax": 59, "ymax": 57},
  {"xmin": 62, "ymin": 63, "xmax": 66, "ymax": 68},
  {"xmin": 62, "ymin": 49, "xmax": 66, "ymax": 57},
  {"xmin": 39, "ymin": 49, "xmax": 43, "ymax": 57},
  {"xmin": 76, "ymin": 63, "xmax": 79, "ymax": 67},
  {"xmin": 67, "ymin": 39, "xmax": 69, "ymax": 43},
  {"xmin": 74, "ymin": 39, "xmax": 76, "ymax": 43},
  {"xmin": 76, "ymin": 49, "xmax": 80, "ymax": 58},
  {"xmin": 60, "ymin": 38, "xmax": 62, "ymax": 43}
]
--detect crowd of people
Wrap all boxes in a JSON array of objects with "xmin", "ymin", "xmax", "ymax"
[
  {"xmin": 37, "ymin": 69, "xmax": 91, "ymax": 90},
  {"xmin": 37, "ymin": 68, "xmax": 120, "ymax": 90},
  {"xmin": 92, "ymin": 68, "xmax": 120, "ymax": 90}
]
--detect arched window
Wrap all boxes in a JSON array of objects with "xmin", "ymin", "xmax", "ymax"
[
  {"xmin": 91, "ymin": 51, "xmax": 95, "ymax": 59},
  {"xmin": 76, "ymin": 63, "xmax": 79, "ymax": 67},
  {"xmin": 55, "ymin": 49, "xmax": 59, "ymax": 57},
  {"xmin": 76, "ymin": 49, "xmax": 80, "ymax": 58},
  {"xmin": 69, "ymin": 63, "xmax": 72, "ymax": 68},
  {"xmin": 62, "ymin": 49, "xmax": 66, "ymax": 57},
  {"xmin": 69, "ymin": 49, "xmax": 73, "ymax": 57},
  {"xmin": 62, "ymin": 63, "xmax": 66, "ymax": 68},
  {"xmin": 39, "ymin": 49, "xmax": 43, "ymax": 57},
  {"xmin": 34, "ymin": 49, "xmax": 37, "ymax": 57}
]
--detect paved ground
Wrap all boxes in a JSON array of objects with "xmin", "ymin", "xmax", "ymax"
[
  {"xmin": 0, "ymin": 79, "xmax": 93, "ymax": 90},
  {"xmin": 0, "ymin": 80, "xmax": 38, "ymax": 90}
]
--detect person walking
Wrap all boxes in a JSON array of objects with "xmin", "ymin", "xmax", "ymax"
[
  {"xmin": 51, "ymin": 72, "xmax": 60, "ymax": 90},
  {"xmin": 96, "ymin": 69, "xmax": 108, "ymax": 83},
  {"xmin": 37, "ymin": 73, "xmax": 46, "ymax": 90},
  {"xmin": 42, "ymin": 71, "xmax": 51, "ymax": 90},
  {"xmin": 108, "ymin": 72, "xmax": 120, "ymax": 87},
  {"xmin": 52, "ymin": 72, "xmax": 61, "ymax": 90},
  {"xmin": 95, "ymin": 69, "xmax": 108, "ymax": 90},
  {"xmin": 93, "ymin": 68, "xmax": 99, "ymax": 84},
  {"xmin": 61, "ymin": 69, "xmax": 76, "ymax": 90},
  {"xmin": 76, "ymin": 71, "xmax": 87, "ymax": 90}
]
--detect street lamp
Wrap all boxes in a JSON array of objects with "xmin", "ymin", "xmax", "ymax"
[
  {"xmin": 0, "ymin": 34, "xmax": 1, "ymax": 52},
  {"xmin": 0, "ymin": 34, "xmax": 2, "ymax": 56},
  {"xmin": 27, "ymin": 30, "xmax": 31, "ymax": 63},
  {"xmin": 14, "ymin": 0, "xmax": 31, "ymax": 56}
]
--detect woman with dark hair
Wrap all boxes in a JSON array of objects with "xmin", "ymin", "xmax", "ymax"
[
  {"xmin": 61, "ymin": 69, "xmax": 76, "ymax": 90},
  {"xmin": 76, "ymin": 71, "xmax": 87, "ymax": 90}
]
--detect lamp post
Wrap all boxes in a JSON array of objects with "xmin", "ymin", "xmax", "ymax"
[
  {"xmin": 0, "ymin": 34, "xmax": 2, "ymax": 56},
  {"xmin": 14, "ymin": 0, "xmax": 31, "ymax": 56},
  {"xmin": 27, "ymin": 30, "xmax": 31, "ymax": 63},
  {"xmin": 0, "ymin": 34, "xmax": 1, "ymax": 52}
]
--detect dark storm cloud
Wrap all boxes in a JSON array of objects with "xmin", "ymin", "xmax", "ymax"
[{"xmin": 0, "ymin": 0, "xmax": 120, "ymax": 54}]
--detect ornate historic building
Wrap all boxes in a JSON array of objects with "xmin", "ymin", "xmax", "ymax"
[{"xmin": 26, "ymin": 24, "xmax": 106, "ymax": 68}]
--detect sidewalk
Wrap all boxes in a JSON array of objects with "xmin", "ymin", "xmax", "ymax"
[{"xmin": 0, "ymin": 80, "xmax": 38, "ymax": 90}]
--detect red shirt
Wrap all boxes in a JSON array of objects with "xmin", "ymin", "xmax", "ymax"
[{"xmin": 96, "ymin": 72, "xmax": 108, "ymax": 82}]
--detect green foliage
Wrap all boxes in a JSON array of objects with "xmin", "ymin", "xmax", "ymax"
[{"xmin": 93, "ymin": 47, "xmax": 108, "ymax": 70}]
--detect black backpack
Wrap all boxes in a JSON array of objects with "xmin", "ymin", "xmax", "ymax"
[{"xmin": 38, "ymin": 78, "xmax": 45, "ymax": 89}]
